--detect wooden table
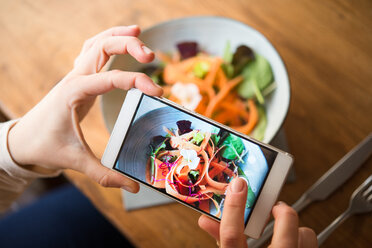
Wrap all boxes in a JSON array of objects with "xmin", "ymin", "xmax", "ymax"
[{"xmin": 1, "ymin": 0, "xmax": 371, "ymax": 247}]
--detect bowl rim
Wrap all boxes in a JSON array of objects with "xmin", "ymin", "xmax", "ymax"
[{"xmin": 101, "ymin": 15, "xmax": 290, "ymax": 143}]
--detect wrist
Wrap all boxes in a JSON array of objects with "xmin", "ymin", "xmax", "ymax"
[
  {"xmin": 8, "ymin": 121, "xmax": 58, "ymax": 174},
  {"xmin": 7, "ymin": 121, "xmax": 28, "ymax": 166}
]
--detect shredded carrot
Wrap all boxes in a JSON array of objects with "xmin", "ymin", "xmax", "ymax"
[
  {"xmin": 195, "ymin": 94, "xmax": 209, "ymax": 114},
  {"xmin": 163, "ymin": 57, "xmax": 200, "ymax": 84},
  {"xmin": 204, "ymin": 76, "xmax": 243, "ymax": 117},
  {"xmin": 214, "ymin": 109, "xmax": 243, "ymax": 126},
  {"xmin": 216, "ymin": 67, "xmax": 227, "ymax": 89},
  {"xmin": 233, "ymin": 99, "xmax": 258, "ymax": 134},
  {"xmin": 204, "ymin": 58, "xmax": 222, "ymax": 87},
  {"xmin": 159, "ymin": 52, "xmax": 263, "ymax": 136},
  {"xmin": 219, "ymin": 102, "xmax": 250, "ymax": 120},
  {"xmin": 156, "ymin": 51, "xmax": 173, "ymax": 64},
  {"xmin": 172, "ymin": 51, "xmax": 181, "ymax": 63}
]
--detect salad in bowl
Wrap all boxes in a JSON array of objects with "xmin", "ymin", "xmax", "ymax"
[{"xmin": 141, "ymin": 41, "xmax": 276, "ymax": 141}]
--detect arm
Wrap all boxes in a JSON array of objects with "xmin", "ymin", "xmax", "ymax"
[{"xmin": 0, "ymin": 120, "xmax": 61, "ymax": 212}]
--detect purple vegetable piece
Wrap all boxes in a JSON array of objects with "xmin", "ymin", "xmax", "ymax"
[
  {"xmin": 176, "ymin": 120, "xmax": 192, "ymax": 135},
  {"xmin": 232, "ymin": 45, "xmax": 255, "ymax": 76},
  {"xmin": 176, "ymin": 42, "xmax": 199, "ymax": 59}
]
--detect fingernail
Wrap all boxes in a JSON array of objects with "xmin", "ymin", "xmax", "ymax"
[
  {"xmin": 121, "ymin": 185, "xmax": 134, "ymax": 193},
  {"xmin": 231, "ymin": 178, "xmax": 245, "ymax": 193},
  {"xmin": 127, "ymin": 25, "xmax": 138, "ymax": 29},
  {"xmin": 142, "ymin": 45, "xmax": 153, "ymax": 55},
  {"xmin": 153, "ymin": 82, "xmax": 162, "ymax": 89},
  {"xmin": 275, "ymin": 201, "xmax": 286, "ymax": 206}
]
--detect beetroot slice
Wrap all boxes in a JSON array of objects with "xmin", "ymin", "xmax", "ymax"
[{"xmin": 177, "ymin": 42, "xmax": 199, "ymax": 60}]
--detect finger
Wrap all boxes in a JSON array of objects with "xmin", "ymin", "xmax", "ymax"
[
  {"xmin": 80, "ymin": 25, "xmax": 141, "ymax": 53},
  {"xmin": 74, "ymin": 25, "xmax": 141, "ymax": 68},
  {"xmin": 72, "ymin": 70, "xmax": 163, "ymax": 98},
  {"xmin": 198, "ymin": 215, "xmax": 220, "ymax": 241},
  {"xmin": 220, "ymin": 177, "xmax": 248, "ymax": 248},
  {"xmin": 73, "ymin": 36, "xmax": 155, "ymax": 75},
  {"xmin": 81, "ymin": 154, "xmax": 139, "ymax": 192},
  {"xmin": 271, "ymin": 202, "xmax": 299, "ymax": 248},
  {"xmin": 93, "ymin": 25, "xmax": 141, "ymax": 38},
  {"xmin": 298, "ymin": 227, "xmax": 318, "ymax": 248}
]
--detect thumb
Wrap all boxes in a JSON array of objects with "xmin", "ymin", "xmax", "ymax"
[
  {"xmin": 69, "ymin": 108, "xmax": 139, "ymax": 192},
  {"xmin": 220, "ymin": 177, "xmax": 248, "ymax": 248},
  {"xmin": 81, "ymin": 153, "xmax": 139, "ymax": 193},
  {"xmin": 74, "ymin": 70, "xmax": 163, "ymax": 97}
]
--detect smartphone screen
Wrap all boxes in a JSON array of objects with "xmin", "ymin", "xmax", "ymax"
[{"xmin": 114, "ymin": 94, "xmax": 278, "ymax": 224}]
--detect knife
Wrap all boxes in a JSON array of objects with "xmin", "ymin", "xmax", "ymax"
[{"xmin": 248, "ymin": 132, "xmax": 372, "ymax": 248}]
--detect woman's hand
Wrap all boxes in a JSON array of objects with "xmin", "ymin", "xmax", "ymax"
[
  {"xmin": 7, "ymin": 26, "xmax": 163, "ymax": 193},
  {"xmin": 198, "ymin": 178, "xmax": 318, "ymax": 248}
]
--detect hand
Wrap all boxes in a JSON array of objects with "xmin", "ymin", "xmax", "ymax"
[
  {"xmin": 7, "ymin": 26, "xmax": 163, "ymax": 193},
  {"xmin": 198, "ymin": 178, "xmax": 318, "ymax": 248},
  {"xmin": 199, "ymin": 178, "xmax": 249, "ymax": 248}
]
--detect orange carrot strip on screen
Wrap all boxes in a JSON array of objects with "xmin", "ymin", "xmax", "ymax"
[
  {"xmin": 151, "ymin": 158, "xmax": 170, "ymax": 188},
  {"xmin": 199, "ymin": 132, "xmax": 211, "ymax": 151},
  {"xmin": 204, "ymin": 76, "xmax": 243, "ymax": 117},
  {"xmin": 206, "ymin": 143, "xmax": 214, "ymax": 159},
  {"xmin": 209, "ymin": 161, "xmax": 235, "ymax": 178},
  {"xmin": 232, "ymin": 99, "xmax": 258, "ymax": 134},
  {"xmin": 198, "ymin": 200, "xmax": 210, "ymax": 213}
]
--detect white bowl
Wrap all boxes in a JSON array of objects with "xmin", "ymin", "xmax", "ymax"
[{"xmin": 101, "ymin": 16, "xmax": 290, "ymax": 143}]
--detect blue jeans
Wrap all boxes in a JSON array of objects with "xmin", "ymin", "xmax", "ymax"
[{"xmin": 0, "ymin": 184, "xmax": 134, "ymax": 248}]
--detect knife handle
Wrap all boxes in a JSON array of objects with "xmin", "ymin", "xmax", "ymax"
[{"xmin": 247, "ymin": 195, "xmax": 312, "ymax": 248}]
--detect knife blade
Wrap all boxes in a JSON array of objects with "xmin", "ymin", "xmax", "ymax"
[{"xmin": 248, "ymin": 132, "xmax": 372, "ymax": 248}]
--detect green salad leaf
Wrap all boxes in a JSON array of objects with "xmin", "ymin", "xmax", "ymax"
[
  {"xmin": 221, "ymin": 134, "xmax": 244, "ymax": 161},
  {"xmin": 150, "ymin": 156, "xmax": 155, "ymax": 183},
  {"xmin": 252, "ymin": 79, "xmax": 265, "ymax": 104},
  {"xmin": 210, "ymin": 127, "xmax": 221, "ymax": 146},
  {"xmin": 221, "ymin": 41, "xmax": 234, "ymax": 78},
  {"xmin": 211, "ymin": 134, "xmax": 220, "ymax": 147},
  {"xmin": 251, "ymin": 105, "xmax": 267, "ymax": 141},
  {"xmin": 232, "ymin": 45, "xmax": 255, "ymax": 76},
  {"xmin": 149, "ymin": 138, "xmax": 167, "ymax": 183},
  {"xmin": 237, "ymin": 54, "xmax": 274, "ymax": 101},
  {"xmin": 154, "ymin": 141, "xmax": 166, "ymax": 155},
  {"xmin": 189, "ymin": 170, "xmax": 200, "ymax": 183},
  {"xmin": 223, "ymin": 41, "xmax": 233, "ymax": 63},
  {"xmin": 237, "ymin": 167, "xmax": 256, "ymax": 208},
  {"xmin": 192, "ymin": 132, "xmax": 205, "ymax": 145}
]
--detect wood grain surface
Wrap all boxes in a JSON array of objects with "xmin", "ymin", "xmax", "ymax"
[{"xmin": 1, "ymin": 0, "xmax": 371, "ymax": 247}]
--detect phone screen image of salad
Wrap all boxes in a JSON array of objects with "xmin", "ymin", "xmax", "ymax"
[{"xmin": 114, "ymin": 95, "xmax": 277, "ymax": 223}]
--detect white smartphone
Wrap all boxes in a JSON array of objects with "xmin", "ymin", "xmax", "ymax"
[{"xmin": 102, "ymin": 89, "xmax": 293, "ymax": 239}]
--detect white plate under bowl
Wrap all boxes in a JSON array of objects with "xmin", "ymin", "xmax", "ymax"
[{"xmin": 101, "ymin": 16, "xmax": 290, "ymax": 143}]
